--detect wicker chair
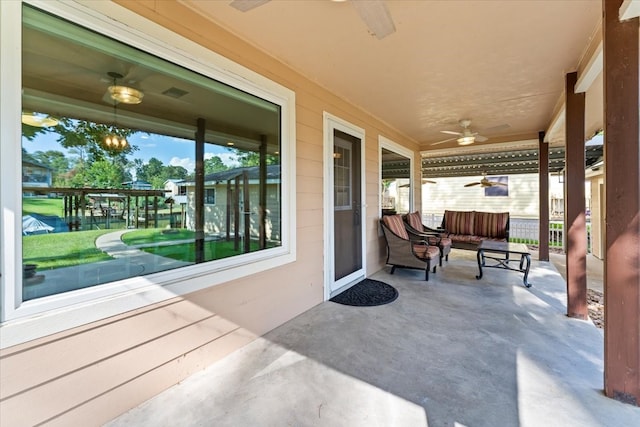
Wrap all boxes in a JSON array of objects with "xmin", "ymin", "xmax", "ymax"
[
  {"xmin": 380, "ymin": 214, "xmax": 440, "ymax": 281},
  {"xmin": 403, "ymin": 211, "xmax": 452, "ymax": 266}
]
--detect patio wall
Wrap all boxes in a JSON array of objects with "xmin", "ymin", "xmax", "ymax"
[{"xmin": 0, "ymin": 1, "xmax": 420, "ymax": 426}]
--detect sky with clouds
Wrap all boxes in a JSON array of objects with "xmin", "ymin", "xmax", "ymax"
[{"xmin": 23, "ymin": 129, "xmax": 240, "ymax": 173}]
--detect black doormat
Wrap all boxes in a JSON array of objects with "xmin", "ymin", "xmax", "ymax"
[{"xmin": 330, "ymin": 279, "xmax": 398, "ymax": 307}]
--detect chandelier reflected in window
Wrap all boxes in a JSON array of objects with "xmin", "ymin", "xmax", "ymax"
[{"xmin": 102, "ymin": 71, "xmax": 143, "ymax": 151}]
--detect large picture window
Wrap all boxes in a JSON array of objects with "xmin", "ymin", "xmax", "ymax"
[{"xmin": 0, "ymin": 1, "xmax": 294, "ymax": 336}]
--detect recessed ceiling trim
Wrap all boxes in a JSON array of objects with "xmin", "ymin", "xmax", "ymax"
[
  {"xmin": 575, "ymin": 41, "xmax": 603, "ymax": 93},
  {"xmin": 545, "ymin": 103, "xmax": 566, "ymax": 144},
  {"xmin": 421, "ymin": 138, "xmax": 538, "ymax": 158},
  {"xmin": 620, "ymin": 0, "xmax": 640, "ymax": 20}
]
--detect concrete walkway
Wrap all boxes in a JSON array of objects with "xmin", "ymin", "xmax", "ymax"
[
  {"xmin": 547, "ymin": 251, "xmax": 604, "ymax": 293},
  {"xmin": 23, "ymin": 230, "xmax": 190, "ymax": 300},
  {"xmin": 106, "ymin": 249, "xmax": 639, "ymax": 427}
]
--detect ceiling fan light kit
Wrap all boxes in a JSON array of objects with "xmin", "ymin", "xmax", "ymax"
[
  {"xmin": 21, "ymin": 112, "xmax": 59, "ymax": 128},
  {"xmin": 108, "ymin": 85, "xmax": 144, "ymax": 105},
  {"xmin": 457, "ymin": 136, "xmax": 475, "ymax": 145},
  {"xmin": 107, "ymin": 71, "xmax": 144, "ymax": 105},
  {"xmin": 431, "ymin": 119, "xmax": 505, "ymax": 147}
]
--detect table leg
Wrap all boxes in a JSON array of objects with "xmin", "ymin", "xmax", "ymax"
[
  {"xmin": 522, "ymin": 253, "xmax": 532, "ymax": 287},
  {"xmin": 476, "ymin": 249, "xmax": 484, "ymax": 280}
]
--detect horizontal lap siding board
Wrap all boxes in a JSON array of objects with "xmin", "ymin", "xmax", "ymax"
[{"xmin": 1, "ymin": 312, "xmax": 242, "ymax": 426}]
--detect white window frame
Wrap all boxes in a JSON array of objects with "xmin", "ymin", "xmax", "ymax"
[
  {"xmin": 0, "ymin": 0, "xmax": 296, "ymax": 348},
  {"xmin": 379, "ymin": 135, "xmax": 415, "ymax": 214}
]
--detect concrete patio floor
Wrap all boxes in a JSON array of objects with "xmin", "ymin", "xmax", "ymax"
[{"xmin": 106, "ymin": 249, "xmax": 639, "ymax": 427}]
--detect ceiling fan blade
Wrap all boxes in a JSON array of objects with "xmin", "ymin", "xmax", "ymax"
[
  {"xmin": 423, "ymin": 179, "xmax": 436, "ymax": 184},
  {"xmin": 475, "ymin": 135, "xmax": 488, "ymax": 143},
  {"xmin": 350, "ymin": 0, "xmax": 396, "ymax": 40},
  {"xmin": 488, "ymin": 181, "xmax": 508, "ymax": 187},
  {"xmin": 464, "ymin": 182, "xmax": 481, "ymax": 187},
  {"xmin": 440, "ymin": 130, "xmax": 463, "ymax": 136},
  {"xmin": 229, "ymin": 0, "xmax": 270, "ymax": 12},
  {"xmin": 431, "ymin": 137, "xmax": 457, "ymax": 146}
]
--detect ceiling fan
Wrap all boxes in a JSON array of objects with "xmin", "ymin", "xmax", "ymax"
[
  {"xmin": 229, "ymin": 0, "xmax": 396, "ymax": 39},
  {"xmin": 464, "ymin": 174, "xmax": 508, "ymax": 188},
  {"xmin": 399, "ymin": 179, "xmax": 436, "ymax": 188},
  {"xmin": 431, "ymin": 119, "xmax": 488, "ymax": 146}
]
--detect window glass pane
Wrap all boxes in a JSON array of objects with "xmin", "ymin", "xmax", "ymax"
[
  {"xmin": 21, "ymin": 5, "xmax": 281, "ymax": 301},
  {"xmin": 381, "ymin": 147, "xmax": 411, "ymax": 214}
]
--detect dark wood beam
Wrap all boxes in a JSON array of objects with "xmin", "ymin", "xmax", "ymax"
[
  {"xmin": 195, "ymin": 118, "xmax": 205, "ymax": 264},
  {"xmin": 603, "ymin": 0, "xmax": 640, "ymax": 406},
  {"xmin": 538, "ymin": 131, "xmax": 549, "ymax": 261},
  {"xmin": 564, "ymin": 71, "xmax": 587, "ymax": 320}
]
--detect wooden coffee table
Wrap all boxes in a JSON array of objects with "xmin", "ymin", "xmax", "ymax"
[{"xmin": 476, "ymin": 240, "xmax": 532, "ymax": 288}]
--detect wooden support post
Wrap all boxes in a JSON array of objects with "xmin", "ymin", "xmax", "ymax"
[
  {"xmin": 153, "ymin": 196, "xmax": 158, "ymax": 228},
  {"xmin": 226, "ymin": 180, "xmax": 232, "ymax": 241},
  {"xmin": 243, "ymin": 170, "xmax": 251, "ymax": 253},
  {"xmin": 259, "ymin": 135, "xmax": 267, "ymax": 249},
  {"xmin": 195, "ymin": 118, "xmax": 205, "ymax": 263},
  {"xmin": 144, "ymin": 195, "xmax": 149, "ymax": 229},
  {"xmin": 538, "ymin": 131, "xmax": 549, "ymax": 261},
  {"xmin": 234, "ymin": 177, "xmax": 240, "ymax": 251},
  {"xmin": 603, "ymin": 0, "xmax": 640, "ymax": 406},
  {"xmin": 564, "ymin": 71, "xmax": 588, "ymax": 320}
]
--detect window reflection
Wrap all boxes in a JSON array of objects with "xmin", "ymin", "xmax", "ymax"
[
  {"xmin": 381, "ymin": 147, "xmax": 411, "ymax": 215},
  {"xmin": 21, "ymin": 5, "xmax": 281, "ymax": 301}
]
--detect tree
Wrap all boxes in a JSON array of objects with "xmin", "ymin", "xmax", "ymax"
[
  {"xmin": 54, "ymin": 118, "xmax": 138, "ymax": 163},
  {"xmin": 164, "ymin": 165, "xmax": 188, "ymax": 180},
  {"xmin": 231, "ymin": 149, "xmax": 278, "ymax": 167},
  {"xmin": 137, "ymin": 157, "xmax": 164, "ymax": 183},
  {"xmin": 31, "ymin": 150, "xmax": 70, "ymax": 186},
  {"xmin": 83, "ymin": 159, "xmax": 130, "ymax": 188},
  {"xmin": 204, "ymin": 156, "xmax": 229, "ymax": 174}
]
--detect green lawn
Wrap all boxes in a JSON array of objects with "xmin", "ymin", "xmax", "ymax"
[
  {"xmin": 22, "ymin": 197, "xmax": 63, "ymax": 217},
  {"xmin": 23, "ymin": 229, "xmax": 114, "ymax": 270},
  {"xmin": 121, "ymin": 228, "xmax": 195, "ymax": 245},
  {"xmin": 142, "ymin": 239, "xmax": 273, "ymax": 262}
]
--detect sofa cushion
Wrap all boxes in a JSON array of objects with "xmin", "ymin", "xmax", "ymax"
[
  {"xmin": 474, "ymin": 212, "xmax": 509, "ymax": 238},
  {"xmin": 448, "ymin": 234, "xmax": 484, "ymax": 245},
  {"xmin": 444, "ymin": 210, "xmax": 475, "ymax": 235},
  {"xmin": 406, "ymin": 211, "xmax": 423, "ymax": 231},
  {"xmin": 383, "ymin": 214, "xmax": 409, "ymax": 240}
]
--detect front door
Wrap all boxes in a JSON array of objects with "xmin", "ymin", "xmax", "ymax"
[
  {"xmin": 333, "ymin": 130, "xmax": 362, "ymax": 281},
  {"xmin": 324, "ymin": 113, "xmax": 365, "ymax": 298}
]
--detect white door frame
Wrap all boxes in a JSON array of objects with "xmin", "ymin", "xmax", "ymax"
[{"xmin": 323, "ymin": 112, "xmax": 367, "ymax": 300}]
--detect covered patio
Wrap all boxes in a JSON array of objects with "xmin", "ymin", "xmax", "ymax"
[
  {"xmin": 2, "ymin": 1, "xmax": 639, "ymax": 424},
  {"xmin": 108, "ymin": 250, "xmax": 639, "ymax": 426}
]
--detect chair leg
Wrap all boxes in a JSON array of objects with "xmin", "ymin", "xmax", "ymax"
[
  {"xmin": 425, "ymin": 260, "xmax": 431, "ymax": 281},
  {"xmin": 439, "ymin": 250, "xmax": 444, "ymax": 267},
  {"xmin": 391, "ymin": 265, "xmax": 396, "ymax": 275}
]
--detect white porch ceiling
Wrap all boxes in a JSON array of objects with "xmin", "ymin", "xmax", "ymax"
[{"xmin": 181, "ymin": 0, "xmax": 603, "ymax": 152}]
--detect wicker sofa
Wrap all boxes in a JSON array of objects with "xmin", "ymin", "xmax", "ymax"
[{"xmin": 441, "ymin": 210, "xmax": 510, "ymax": 250}]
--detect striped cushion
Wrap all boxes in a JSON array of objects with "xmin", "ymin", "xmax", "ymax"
[
  {"xmin": 413, "ymin": 243, "xmax": 440, "ymax": 259},
  {"xmin": 383, "ymin": 214, "xmax": 409, "ymax": 240},
  {"xmin": 406, "ymin": 211, "xmax": 423, "ymax": 231},
  {"xmin": 444, "ymin": 210, "xmax": 475, "ymax": 235},
  {"xmin": 448, "ymin": 234, "xmax": 484, "ymax": 244},
  {"xmin": 474, "ymin": 212, "xmax": 509, "ymax": 238}
]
